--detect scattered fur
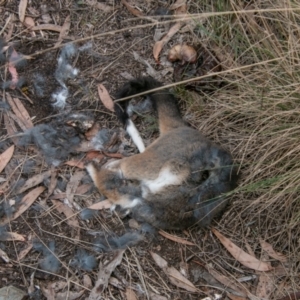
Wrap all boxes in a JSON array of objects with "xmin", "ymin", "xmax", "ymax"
[
  {"xmin": 70, "ymin": 249, "xmax": 97, "ymax": 271},
  {"xmin": 19, "ymin": 120, "xmax": 81, "ymax": 166},
  {"xmin": 94, "ymin": 232, "xmax": 144, "ymax": 252},
  {"xmin": 33, "ymin": 240, "xmax": 61, "ymax": 274}
]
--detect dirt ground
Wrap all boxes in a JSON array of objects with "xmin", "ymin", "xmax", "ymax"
[{"xmin": 0, "ymin": 0, "xmax": 299, "ymax": 299}]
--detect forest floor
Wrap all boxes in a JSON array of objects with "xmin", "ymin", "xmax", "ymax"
[{"xmin": 0, "ymin": 0, "xmax": 299, "ymax": 299}]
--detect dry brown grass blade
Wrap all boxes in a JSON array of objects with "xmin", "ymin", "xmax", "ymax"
[
  {"xmin": 158, "ymin": 230, "xmax": 195, "ymax": 246},
  {"xmin": 66, "ymin": 170, "xmax": 85, "ymax": 206},
  {"xmin": 64, "ymin": 160, "xmax": 85, "ymax": 169},
  {"xmin": 31, "ymin": 24, "xmax": 62, "ymax": 32},
  {"xmin": 51, "ymin": 200, "xmax": 80, "ymax": 239},
  {"xmin": 85, "ymin": 0, "xmax": 113, "ymax": 12},
  {"xmin": 125, "ymin": 288, "xmax": 138, "ymax": 300},
  {"xmin": 0, "ymin": 232, "xmax": 25, "ymax": 242},
  {"xmin": 150, "ymin": 252, "xmax": 197, "ymax": 292},
  {"xmin": 259, "ymin": 239, "xmax": 287, "ymax": 262},
  {"xmin": 211, "ymin": 228, "xmax": 272, "ymax": 271},
  {"xmin": 17, "ymin": 170, "xmax": 51, "ymax": 194},
  {"xmin": 88, "ymin": 199, "xmax": 111, "ymax": 210},
  {"xmin": 89, "ymin": 250, "xmax": 125, "ymax": 299},
  {"xmin": 169, "ymin": 0, "xmax": 186, "ymax": 10},
  {"xmin": 0, "ymin": 145, "xmax": 14, "ymax": 173},
  {"xmin": 18, "ymin": 0, "xmax": 27, "ymax": 23},
  {"xmin": 55, "ymin": 15, "xmax": 70, "ymax": 47},
  {"xmin": 121, "ymin": 0, "xmax": 144, "ymax": 17},
  {"xmin": 0, "ymin": 186, "xmax": 45, "ymax": 226},
  {"xmin": 97, "ymin": 83, "xmax": 115, "ymax": 112}
]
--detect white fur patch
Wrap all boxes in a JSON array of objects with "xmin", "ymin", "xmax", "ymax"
[
  {"xmin": 126, "ymin": 119, "xmax": 145, "ymax": 153},
  {"xmin": 142, "ymin": 167, "xmax": 182, "ymax": 195},
  {"xmin": 85, "ymin": 163, "xmax": 97, "ymax": 183}
]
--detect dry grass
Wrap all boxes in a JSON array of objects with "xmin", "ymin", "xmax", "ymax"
[{"xmin": 180, "ymin": 0, "xmax": 300, "ymax": 297}]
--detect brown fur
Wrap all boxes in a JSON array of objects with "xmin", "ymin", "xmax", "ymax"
[{"xmin": 86, "ymin": 77, "xmax": 238, "ymax": 230}]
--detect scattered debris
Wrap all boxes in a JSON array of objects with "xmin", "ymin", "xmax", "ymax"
[
  {"xmin": 0, "ymin": 145, "xmax": 14, "ymax": 173},
  {"xmin": 0, "ymin": 186, "xmax": 45, "ymax": 226},
  {"xmin": 211, "ymin": 228, "xmax": 273, "ymax": 271},
  {"xmin": 89, "ymin": 250, "xmax": 125, "ymax": 298},
  {"xmin": 151, "ymin": 252, "xmax": 197, "ymax": 292}
]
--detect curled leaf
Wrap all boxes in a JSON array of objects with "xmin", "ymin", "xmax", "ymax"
[
  {"xmin": 168, "ymin": 44, "xmax": 197, "ymax": 63},
  {"xmin": 97, "ymin": 83, "xmax": 115, "ymax": 112}
]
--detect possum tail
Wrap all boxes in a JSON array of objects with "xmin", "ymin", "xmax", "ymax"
[{"xmin": 114, "ymin": 77, "xmax": 186, "ymax": 150}]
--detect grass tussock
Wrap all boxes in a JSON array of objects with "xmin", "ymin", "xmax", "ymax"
[{"xmin": 179, "ymin": 0, "xmax": 300, "ymax": 295}]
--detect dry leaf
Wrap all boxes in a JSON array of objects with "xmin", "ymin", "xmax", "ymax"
[
  {"xmin": 125, "ymin": 288, "xmax": 138, "ymax": 300},
  {"xmin": 149, "ymin": 292, "xmax": 168, "ymax": 300},
  {"xmin": 89, "ymin": 250, "xmax": 125, "ymax": 299},
  {"xmin": 86, "ymin": 151, "xmax": 105, "ymax": 161},
  {"xmin": 31, "ymin": 24, "xmax": 62, "ymax": 32},
  {"xmin": 0, "ymin": 248, "xmax": 10, "ymax": 263},
  {"xmin": 55, "ymin": 15, "xmax": 70, "ymax": 47},
  {"xmin": 85, "ymin": 0, "xmax": 113, "ymax": 12},
  {"xmin": 256, "ymin": 273, "xmax": 275, "ymax": 300},
  {"xmin": 158, "ymin": 230, "xmax": 195, "ymax": 246},
  {"xmin": 211, "ymin": 228, "xmax": 273, "ymax": 272},
  {"xmin": 0, "ymin": 186, "xmax": 45, "ymax": 226},
  {"xmin": 103, "ymin": 151, "xmax": 123, "ymax": 159},
  {"xmin": 153, "ymin": 22, "xmax": 182, "ymax": 62},
  {"xmin": 83, "ymin": 274, "xmax": 93, "ymax": 289},
  {"xmin": 66, "ymin": 170, "xmax": 85, "ymax": 206},
  {"xmin": 227, "ymin": 294, "xmax": 247, "ymax": 300},
  {"xmin": 17, "ymin": 170, "xmax": 51, "ymax": 194},
  {"xmin": 206, "ymin": 265, "xmax": 247, "ymax": 297},
  {"xmin": 6, "ymin": 93, "xmax": 33, "ymax": 129},
  {"xmin": 4, "ymin": 114, "xmax": 19, "ymax": 145},
  {"xmin": 259, "ymin": 239, "xmax": 287, "ymax": 262},
  {"xmin": 88, "ymin": 199, "xmax": 111, "ymax": 210},
  {"xmin": 17, "ymin": 234, "xmax": 34, "ymax": 261},
  {"xmin": 51, "ymin": 200, "xmax": 79, "ymax": 229},
  {"xmin": 151, "ymin": 252, "xmax": 197, "ymax": 292},
  {"xmin": 75, "ymin": 184, "xmax": 92, "ymax": 195},
  {"xmin": 64, "ymin": 160, "xmax": 85, "ymax": 169},
  {"xmin": 45, "ymin": 167, "xmax": 57, "ymax": 200},
  {"xmin": 121, "ymin": 0, "xmax": 144, "ymax": 17},
  {"xmin": 97, "ymin": 84, "xmax": 115, "ymax": 112},
  {"xmin": 276, "ymin": 292, "xmax": 300, "ymax": 300},
  {"xmin": 0, "ymin": 231, "xmax": 25, "ymax": 242},
  {"xmin": 18, "ymin": 0, "xmax": 27, "ymax": 23},
  {"xmin": 0, "ymin": 145, "xmax": 14, "ymax": 173}
]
